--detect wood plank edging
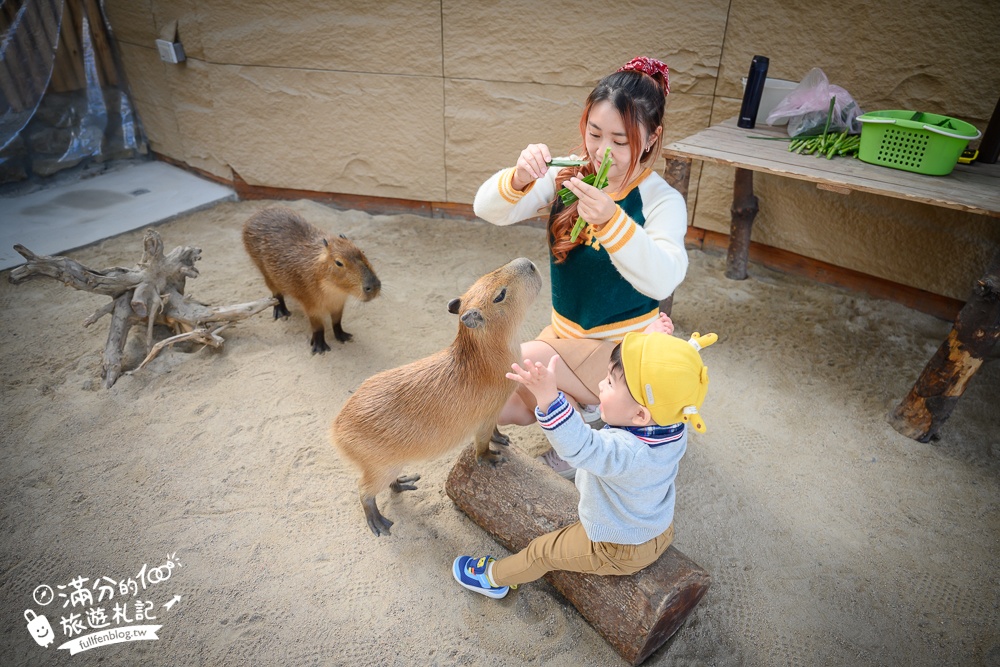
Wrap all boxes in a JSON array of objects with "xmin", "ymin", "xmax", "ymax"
[{"xmin": 685, "ymin": 227, "xmax": 963, "ymax": 322}]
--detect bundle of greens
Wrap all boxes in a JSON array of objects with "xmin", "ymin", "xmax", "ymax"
[
  {"xmin": 556, "ymin": 172, "xmax": 599, "ymax": 206},
  {"xmin": 555, "ymin": 148, "xmax": 613, "ymax": 242},
  {"xmin": 787, "ymin": 96, "xmax": 860, "ymax": 158},
  {"xmin": 787, "ymin": 130, "xmax": 860, "ymax": 158},
  {"xmin": 747, "ymin": 96, "xmax": 861, "ymax": 160}
]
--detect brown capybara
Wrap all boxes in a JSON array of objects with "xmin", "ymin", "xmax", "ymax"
[
  {"xmin": 331, "ymin": 257, "xmax": 542, "ymax": 536},
  {"xmin": 242, "ymin": 206, "xmax": 381, "ymax": 353}
]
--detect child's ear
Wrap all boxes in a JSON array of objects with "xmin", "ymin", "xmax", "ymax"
[{"xmin": 632, "ymin": 405, "xmax": 653, "ymax": 427}]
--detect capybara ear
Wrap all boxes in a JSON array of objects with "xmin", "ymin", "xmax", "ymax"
[
  {"xmin": 460, "ymin": 308, "xmax": 484, "ymax": 329},
  {"xmin": 339, "ymin": 233, "xmax": 347, "ymax": 239},
  {"xmin": 447, "ymin": 298, "xmax": 461, "ymax": 314},
  {"xmin": 322, "ymin": 238, "xmax": 329, "ymax": 247}
]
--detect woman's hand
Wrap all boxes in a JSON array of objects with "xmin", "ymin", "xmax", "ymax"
[
  {"xmin": 512, "ymin": 144, "xmax": 552, "ymax": 191},
  {"xmin": 643, "ymin": 312, "xmax": 674, "ymax": 335},
  {"xmin": 506, "ymin": 355, "xmax": 560, "ymax": 410},
  {"xmin": 562, "ymin": 176, "xmax": 616, "ymax": 228}
]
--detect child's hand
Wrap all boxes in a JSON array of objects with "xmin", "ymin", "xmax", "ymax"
[
  {"xmin": 562, "ymin": 176, "xmax": 616, "ymax": 227},
  {"xmin": 513, "ymin": 143, "xmax": 552, "ymax": 190},
  {"xmin": 643, "ymin": 312, "xmax": 674, "ymax": 335},
  {"xmin": 506, "ymin": 355, "xmax": 560, "ymax": 410}
]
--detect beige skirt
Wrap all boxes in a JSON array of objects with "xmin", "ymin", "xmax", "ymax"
[{"xmin": 536, "ymin": 325, "xmax": 619, "ymax": 396}]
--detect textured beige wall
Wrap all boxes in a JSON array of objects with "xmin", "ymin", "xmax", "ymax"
[{"xmin": 103, "ymin": 0, "xmax": 1000, "ymax": 301}]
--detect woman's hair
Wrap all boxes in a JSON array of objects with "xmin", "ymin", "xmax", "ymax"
[{"xmin": 548, "ymin": 68, "xmax": 668, "ymax": 263}]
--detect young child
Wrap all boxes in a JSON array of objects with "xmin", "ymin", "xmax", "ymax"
[
  {"xmin": 472, "ymin": 56, "xmax": 689, "ymax": 478},
  {"xmin": 452, "ymin": 329, "xmax": 717, "ymax": 598}
]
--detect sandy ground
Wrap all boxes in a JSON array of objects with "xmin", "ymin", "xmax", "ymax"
[{"xmin": 1, "ymin": 198, "xmax": 997, "ymax": 667}]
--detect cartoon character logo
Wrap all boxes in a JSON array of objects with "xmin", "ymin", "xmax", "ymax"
[
  {"xmin": 24, "ymin": 609, "xmax": 54, "ymax": 648},
  {"xmin": 33, "ymin": 585, "xmax": 54, "ymax": 607}
]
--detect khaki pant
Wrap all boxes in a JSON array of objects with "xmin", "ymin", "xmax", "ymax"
[
  {"xmin": 491, "ymin": 521, "xmax": 674, "ymax": 587},
  {"xmin": 536, "ymin": 325, "xmax": 618, "ymax": 396}
]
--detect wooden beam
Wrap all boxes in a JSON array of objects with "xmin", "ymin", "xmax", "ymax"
[
  {"xmin": 230, "ymin": 169, "xmax": 479, "ymax": 221},
  {"xmin": 445, "ymin": 443, "xmax": 710, "ymax": 666}
]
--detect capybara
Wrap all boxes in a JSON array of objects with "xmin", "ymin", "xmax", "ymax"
[
  {"xmin": 331, "ymin": 257, "xmax": 542, "ymax": 536},
  {"xmin": 242, "ymin": 206, "xmax": 381, "ymax": 353}
]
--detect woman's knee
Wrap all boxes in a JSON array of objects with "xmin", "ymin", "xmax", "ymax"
[
  {"xmin": 519, "ymin": 340, "xmax": 557, "ymax": 365},
  {"xmin": 498, "ymin": 388, "xmax": 535, "ymax": 426}
]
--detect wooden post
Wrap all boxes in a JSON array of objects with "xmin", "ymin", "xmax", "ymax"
[
  {"xmin": 889, "ymin": 247, "xmax": 1000, "ymax": 441},
  {"xmin": 726, "ymin": 167, "xmax": 758, "ymax": 280},
  {"xmin": 661, "ymin": 154, "xmax": 691, "ymax": 200},
  {"xmin": 446, "ymin": 444, "xmax": 710, "ymax": 665}
]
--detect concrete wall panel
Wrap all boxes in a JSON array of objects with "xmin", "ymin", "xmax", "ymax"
[
  {"xmin": 104, "ymin": 0, "xmax": 1000, "ymax": 302},
  {"xmin": 208, "ymin": 67, "xmax": 445, "ymax": 199},
  {"xmin": 442, "ymin": 0, "xmax": 729, "ymax": 94},
  {"xmin": 445, "ymin": 79, "xmax": 586, "ymax": 206},
  {"xmin": 192, "ymin": 1, "xmax": 442, "ymax": 75}
]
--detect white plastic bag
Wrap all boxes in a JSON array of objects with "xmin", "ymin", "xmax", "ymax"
[{"xmin": 765, "ymin": 68, "xmax": 863, "ymax": 137}]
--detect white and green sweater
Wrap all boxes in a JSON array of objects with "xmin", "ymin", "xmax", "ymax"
[{"xmin": 474, "ymin": 165, "xmax": 688, "ymax": 341}]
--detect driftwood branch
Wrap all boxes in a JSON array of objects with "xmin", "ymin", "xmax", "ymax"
[
  {"xmin": 8, "ymin": 229, "xmax": 274, "ymax": 388},
  {"xmin": 889, "ymin": 247, "xmax": 1000, "ymax": 441},
  {"xmin": 132, "ymin": 326, "xmax": 229, "ymax": 372}
]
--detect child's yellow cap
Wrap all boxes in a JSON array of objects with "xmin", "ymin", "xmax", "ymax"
[{"xmin": 621, "ymin": 331, "xmax": 717, "ymax": 432}]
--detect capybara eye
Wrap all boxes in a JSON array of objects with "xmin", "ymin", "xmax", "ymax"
[
  {"xmin": 493, "ymin": 288, "xmax": 507, "ymax": 304},
  {"xmin": 335, "ymin": 260, "xmax": 344, "ymax": 267}
]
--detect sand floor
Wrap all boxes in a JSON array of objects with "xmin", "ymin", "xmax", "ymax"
[{"xmin": 1, "ymin": 199, "xmax": 997, "ymax": 666}]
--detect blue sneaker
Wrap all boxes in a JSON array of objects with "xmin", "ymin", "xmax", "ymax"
[{"xmin": 453, "ymin": 555, "xmax": 509, "ymax": 599}]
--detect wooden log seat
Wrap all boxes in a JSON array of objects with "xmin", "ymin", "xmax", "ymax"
[{"xmin": 445, "ymin": 443, "xmax": 711, "ymax": 665}]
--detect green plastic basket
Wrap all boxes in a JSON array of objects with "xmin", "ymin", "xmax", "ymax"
[{"xmin": 857, "ymin": 110, "xmax": 981, "ymax": 176}]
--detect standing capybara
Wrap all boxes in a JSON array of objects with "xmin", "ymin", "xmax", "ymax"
[
  {"xmin": 331, "ymin": 257, "xmax": 543, "ymax": 536},
  {"xmin": 242, "ymin": 206, "xmax": 381, "ymax": 353}
]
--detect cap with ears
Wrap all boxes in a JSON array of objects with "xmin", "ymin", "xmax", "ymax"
[{"xmin": 621, "ymin": 331, "xmax": 717, "ymax": 431}]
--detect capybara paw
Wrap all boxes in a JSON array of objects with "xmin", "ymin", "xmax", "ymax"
[
  {"xmin": 490, "ymin": 427, "xmax": 511, "ymax": 447},
  {"xmin": 476, "ymin": 449, "xmax": 506, "ymax": 466},
  {"xmin": 390, "ymin": 474, "xmax": 421, "ymax": 492},
  {"xmin": 362, "ymin": 499, "xmax": 393, "ymax": 537},
  {"xmin": 333, "ymin": 323, "xmax": 353, "ymax": 343},
  {"xmin": 310, "ymin": 331, "xmax": 331, "ymax": 354},
  {"xmin": 366, "ymin": 513, "xmax": 393, "ymax": 537},
  {"xmin": 273, "ymin": 304, "xmax": 291, "ymax": 320}
]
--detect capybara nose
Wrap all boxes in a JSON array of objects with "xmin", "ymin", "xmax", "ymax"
[
  {"xmin": 512, "ymin": 257, "xmax": 536, "ymax": 273},
  {"xmin": 364, "ymin": 278, "xmax": 381, "ymax": 294}
]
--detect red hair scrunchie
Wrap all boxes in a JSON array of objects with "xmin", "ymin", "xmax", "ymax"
[{"xmin": 618, "ymin": 56, "xmax": 670, "ymax": 95}]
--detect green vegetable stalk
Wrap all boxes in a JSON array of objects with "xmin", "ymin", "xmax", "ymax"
[
  {"xmin": 556, "ymin": 173, "xmax": 597, "ymax": 206},
  {"xmin": 547, "ymin": 158, "xmax": 589, "ymax": 167},
  {"xmin": 569, "ymin": 148, "xmax": 613, "ymax": 242},
  {"xmin": 779, "ymin": 97, "xmax": 861, "ymax": 160},
  {"xmin": 821, "ymin": 95, "xmax": 836, "ymax": 143}
]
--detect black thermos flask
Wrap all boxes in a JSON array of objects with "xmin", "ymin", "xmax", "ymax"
[
  {"xmin": 738, "ymin": 55, "xmax": 770, "ymax": 129},
  {"xmin": 976, "ymin": 95, "xmax": 1000, "ymax": 164}
]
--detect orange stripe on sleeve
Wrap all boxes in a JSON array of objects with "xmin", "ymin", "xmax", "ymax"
[
  {"xmin": 498, "ymin": 168, "xmax": 534, "ymax": 204},
  {"xmin": 604, "ymin": 221, "xmax": 635, "ymax": 253}
]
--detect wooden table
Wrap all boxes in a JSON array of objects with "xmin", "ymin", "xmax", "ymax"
[{"xmin": 662, "ymin": 117, "xmax": 1000, "ymax": 443}]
